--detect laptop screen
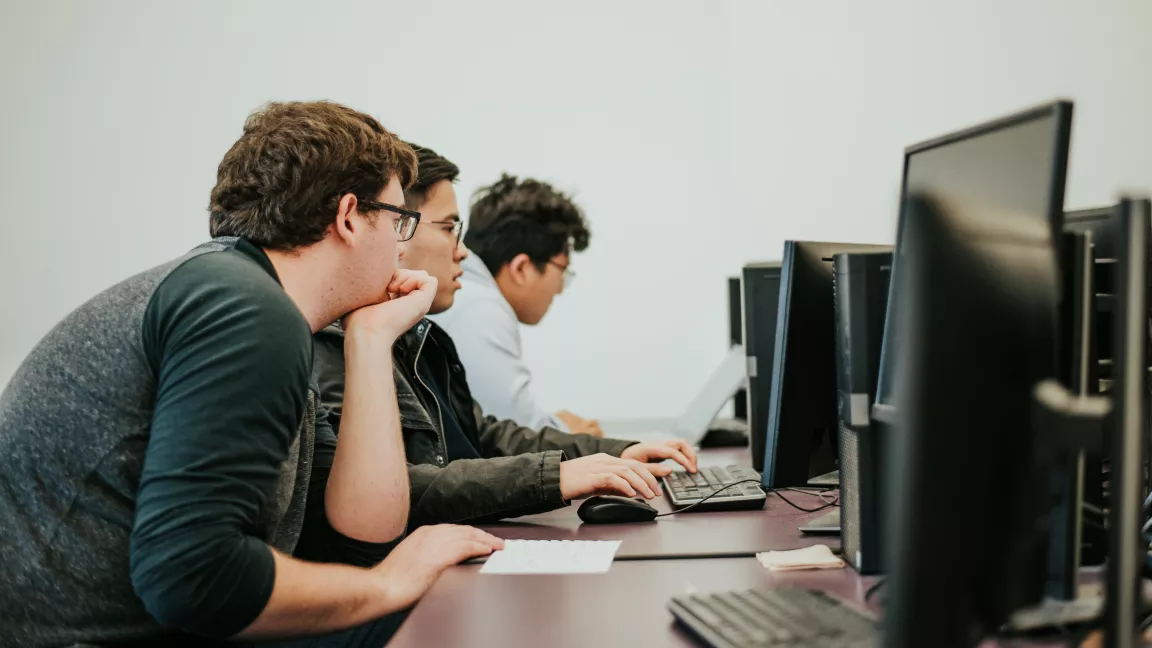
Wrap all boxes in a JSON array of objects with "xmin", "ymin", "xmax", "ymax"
[{"xmin": 672, "ymin": 344, "xmax": 748, "ymax": 441}]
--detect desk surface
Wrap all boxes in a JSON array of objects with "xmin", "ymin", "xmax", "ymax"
[
  {"xmin": 389, "ymin": 557, "xmax": 874, "ymax": 648},
  {"xmin": 389, "ymin": 557, "xmax": 1076, "ymax": 648},
  {"xmin": 390, "ymin": 438, "xmax": 1097, "ymax": 648},
  {"xmin": 477, "ymin": 445, "xmax": 839, "ymax": 559}
]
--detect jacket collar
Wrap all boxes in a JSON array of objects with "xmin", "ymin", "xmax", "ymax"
[{"xmin": 394, "ymin": 318, "xmax": 466, "ymax": 369}]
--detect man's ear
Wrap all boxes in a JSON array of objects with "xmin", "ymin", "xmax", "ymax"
[
  {"xmin": 507, "ymin": 253, "xmax": 534, "ymax": 285},
  {"xmin": 332, "ymin": 193, "xmax": 360, "ymax": 246}
]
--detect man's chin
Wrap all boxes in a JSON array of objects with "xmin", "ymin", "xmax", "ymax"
[{"xmin": 428, "ymin": 296, "xmax": 454, "ymax": 316}]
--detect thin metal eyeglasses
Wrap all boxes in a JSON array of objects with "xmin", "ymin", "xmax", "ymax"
[
  {"xmin": 548, "ymin": 260, "xmax": 575, "ymax": 289},
  {"xmin": 427, "ymin": 219, "xmax": 464, "ymax": 247}
]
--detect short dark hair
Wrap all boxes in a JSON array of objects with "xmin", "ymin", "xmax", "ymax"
[
  {"xmin": 404, "ymin": 143, "xmax": 460, "ymax": 210},
  {"xmin": 208, "ymin": 101, "xmax": 418, "ymax": 251},
  {"xmin": 464, "ymin": 174, "xmax": 590, "ymax": 275}
]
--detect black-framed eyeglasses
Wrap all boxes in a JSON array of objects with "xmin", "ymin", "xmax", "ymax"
[
  {"xmin": 356, "ymin": 198, "xmax": 422, "ymax": 242},
  {"xmin": 428, "ymin": 219, "xmax": 464, "ymax": 247}
]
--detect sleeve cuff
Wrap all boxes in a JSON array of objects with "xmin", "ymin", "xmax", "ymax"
[
  {"xmin": 539, "ymin": 450, "xmax": 567, "ymax": 505},
  {"xmin": 599, "ymin": 438, "xmax": 639, "ymax": 457}
]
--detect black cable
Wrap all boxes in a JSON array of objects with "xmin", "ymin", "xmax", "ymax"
[
  {"xmin": 864, "ymin": 577, "xmax": 886, "ymax": 603},
  {"xmin": 656, "ymin": 479, "xmax": 763, "ymax": 516},
  {"xmin": 781, "ymin": 487, "xmax": 840, "ymax": 506},
  {"xmin": 763, "ymin": 487, "xmax": 839, "ymax": 513}
]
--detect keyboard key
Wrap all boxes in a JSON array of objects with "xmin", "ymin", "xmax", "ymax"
[
  {"xmin": 690, "ymin": 597, "xmax": 754, "ymax": 645},
  {"xmin": 711, "ymin": 593, "xmax": 773, "ymax": 644},
  {"xmin": 746, "ymin": 590, "xmax": 820, "ymax": 639}
]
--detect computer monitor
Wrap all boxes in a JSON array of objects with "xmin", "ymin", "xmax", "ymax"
[
  {"xmin": 1046, "ymin": 230, "xmax": 1097, "ymax": 599},
  {"xmin": 1103, "ymin": 197, "xmax": 1152, "ymax": 645},
  {"xmin": 761, "ymin": 240, "xmax": 890, "ymax": 488},
  {"xmin": 882, "ymin": 100, "xmax": 1073, "ymax": 648},
  {"xmin": 1061, "ymin": 208, "xmax": 1117, "ymax": 570},
  {"xmin": 727, "ymin": 276, "xmax": 748, "ymax": 421},
  {"xmin": 1066, "ymin": 206, "xmax": 1118, "ymax": 260},
  {"xmin": 1065, "ymin": 206, "xmax": 1116, "ymax": 365},
  {"xmin": 874, "ymin": 102, "xmax": 1073, "ymax": 416},
  {"xmin": 743, "ymin": 262, "xmax": 782, "ymax": 472}
]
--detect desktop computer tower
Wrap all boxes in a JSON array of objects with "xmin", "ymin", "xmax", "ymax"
[
  {"xmin": 743, "ymin": 262, "xmax": 782, "ymax": 472},
  {"xmin": 833, "ymin": 251, "xmax": 892, "ymax": 575},
  {"xmin": 728, "ymin": 276, "xmax": 748, "ymax": 421}
]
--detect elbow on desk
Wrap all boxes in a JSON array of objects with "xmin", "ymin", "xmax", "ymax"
[
  {"xmin": 130, "ymin": 532, "xmax": 274, "ymax": 638},
  {"xmin": 325, "ymin": 480, "xmax": 410, "ymax": 544}
]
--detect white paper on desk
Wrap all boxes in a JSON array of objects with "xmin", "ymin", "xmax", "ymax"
[{"xmin": 479, "ymin": 540, "xmax": 622, "ymax": 574}]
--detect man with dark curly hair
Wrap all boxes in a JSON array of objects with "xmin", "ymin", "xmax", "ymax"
[{"xmin": 431, "ymin": 174, "xmax": 601, "ymax": 436}]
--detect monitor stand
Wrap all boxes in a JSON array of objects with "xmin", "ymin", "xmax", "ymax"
[
  {"xmin": 1014, "ymin": 380, "xmax": 1111, "ymax": 634},
  {"xmin": 807, "ymin": 470, "xmax": 839, "ymax": 487},
  {"xmin": 1003, "ymin": 581, "xmax": 1152, "ymax": 635},
  {"xmin": 799, "ymin": 509, "xmax": 841, "ymax": 535}
]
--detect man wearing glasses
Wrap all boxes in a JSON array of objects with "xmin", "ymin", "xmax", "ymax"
[
  {"xmin": 314, "ymin": 144, "xmax": 698, "ymax": 528},
  {"xmin": 0, "ymin": 102, "xmax": 501, "ymax": 648},
  {"xmin": 431, "ymin": 173, "xmax": 603, "ymax": 436}
]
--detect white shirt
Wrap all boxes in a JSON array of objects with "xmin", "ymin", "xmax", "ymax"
[{"xmin": 429, "ymin": 255, "xmax": 570, "ymax": 432}]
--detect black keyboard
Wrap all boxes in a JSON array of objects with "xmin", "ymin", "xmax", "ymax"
[
  {"xmin": 662, "ymin": 465, "xmax": 766, "ymax": 512},
  {"xmin": 669, "ymin": 587, "xmax": 878, "ymax": 648}
]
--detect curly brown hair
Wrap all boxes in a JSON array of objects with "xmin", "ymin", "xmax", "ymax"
[{"xmin": 209, "ymin": 101, "xmax": 418, "ymax": 250}]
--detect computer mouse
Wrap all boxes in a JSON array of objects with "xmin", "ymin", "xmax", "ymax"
[{"xmin": 577, "ymin": 495, "xmax": 659, "ymax": 524}]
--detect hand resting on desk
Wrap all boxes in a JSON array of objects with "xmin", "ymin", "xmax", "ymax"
[{"xmin": 372, "ymin": 525, "xmax": 504, "ymax": 611}]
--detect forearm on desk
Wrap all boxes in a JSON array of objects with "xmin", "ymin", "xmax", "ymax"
[
  {"xmin": 235, "ymin": 550, "xmax": 400, "ymax": 639},
  {"xmin": 407, "ymin": 452, "xmax": 567, "ymax": 527}
]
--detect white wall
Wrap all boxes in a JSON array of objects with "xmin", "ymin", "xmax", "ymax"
[
  {"xmin": 0, "ymin": 0, "xmax": 734, "ymax": 419},
  {"xmin": 724, "ymin": 0, "xmax": 1152, "ymax": 252},
  {"xmin": 2, "ymin": 0, "xmax": 1151, "ymax": 419}
]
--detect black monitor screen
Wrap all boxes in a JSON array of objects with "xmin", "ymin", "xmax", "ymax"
[
  {"xmin": 874, "ymin": 105, "xmax": 1072, "ymax": 409},
  {"xmin": 880, "ymin": 101, "xmax": 1073, "ymax": 648}
]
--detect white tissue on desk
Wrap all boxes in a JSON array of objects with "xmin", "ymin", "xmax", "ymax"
[{"xmin": 756, "ymin": 544, "xmax": 845, "ymax": 571}]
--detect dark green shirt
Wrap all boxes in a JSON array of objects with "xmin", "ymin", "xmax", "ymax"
[{"xmin": 0, "ymin": 238, "xmax": 393, "ymax": 647}]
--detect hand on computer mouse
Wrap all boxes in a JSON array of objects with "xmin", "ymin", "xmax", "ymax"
[
  {"xmin": 559, "ymin": 454, "xmax": 673, "ymax": 500},
  {"xmin": 620, "ymin": 440, "xmax": 698, "ymax": 473}
]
